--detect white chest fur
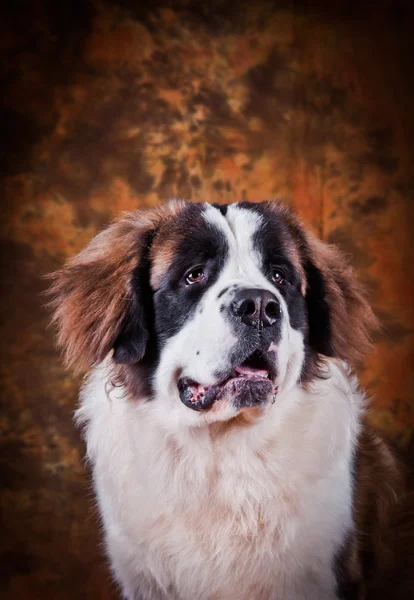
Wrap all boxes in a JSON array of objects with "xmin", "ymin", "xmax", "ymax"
[{"xmin": 77, "ymin": 360, "xmax": 361, "ymax": 600}]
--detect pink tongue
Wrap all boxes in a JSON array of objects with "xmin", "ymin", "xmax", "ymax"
[{"xmin": 235, "ymin": 365, "xmax": 268, "ymax": 378}]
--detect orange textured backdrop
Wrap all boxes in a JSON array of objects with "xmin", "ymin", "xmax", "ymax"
[{"xmin": 1, "ymin": 0, "xmax": 413, "ymax": 598}]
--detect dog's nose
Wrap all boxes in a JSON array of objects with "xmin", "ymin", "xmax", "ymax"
[{"xmin": 231, "ymin": 288, "xmax": 281, "ymax": 329}]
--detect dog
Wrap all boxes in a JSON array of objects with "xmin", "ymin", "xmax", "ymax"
[{"xmin": 49, "ymin": 200, "xmax": 413, "ymax": 599}]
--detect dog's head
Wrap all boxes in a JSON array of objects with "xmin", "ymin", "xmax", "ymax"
[{"xmin": 49, "ymin": 201, "xmax": 377, "ymax": 427}]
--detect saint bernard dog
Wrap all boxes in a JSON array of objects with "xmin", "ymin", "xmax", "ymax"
[{"xmin": 49, "ymin": 200, "xmax": 413, "ymax": 599}]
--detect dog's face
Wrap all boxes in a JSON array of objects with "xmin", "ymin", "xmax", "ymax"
[
  {"xmin": 150, "ymin": 203, "xmax": 307, "ymax": 425},
  {"xmin": 50, "ymin": 200, "xmax": 376, "ymax": 427}
]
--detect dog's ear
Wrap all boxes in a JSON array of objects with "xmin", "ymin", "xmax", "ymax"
[
  {"xmin": 111, "ymin": 250, "xmax": 154, "ymax": 366},
  {"xmin": 303, "ymin": 234, "xmax": 379, "ymax": 364},
  {"xmin": 47, "ymin": 202, "xmax": 185, "ymax": 372}
]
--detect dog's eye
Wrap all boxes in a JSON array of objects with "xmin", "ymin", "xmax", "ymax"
[
  {"xmin": 271, "ymin": 269, "xmax": 285, "ymax": 285},
  {"xmin": 185, "ymin": 266, "xmax": 205, "ymax": 285}
]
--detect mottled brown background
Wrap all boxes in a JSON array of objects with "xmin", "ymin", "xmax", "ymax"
[{"xmin": 1, "ymin": 0, "xmax": 413, "ymax": 598}]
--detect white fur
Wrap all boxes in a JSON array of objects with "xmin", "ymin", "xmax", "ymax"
[{"xmin": 77, "ymin": 359, "xmax": 362, "ymax": 600}]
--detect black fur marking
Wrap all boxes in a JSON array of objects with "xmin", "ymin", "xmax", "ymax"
[
  {"xmin": 240, "ymin": 202, "xmax": 339, "ymax": 364},
  {"xmin": 333, "ymin": 451, "xmax": 361, "ymax": 600},
  {"xmin": 212, "ymin": 203, "xmax": 228, "ymax": 216},
  {"xmin": 113, "ymin": 203, "xmax": 229, "ymax": 373},
  {"xmin": 304, "ymin": 260, "xmax": 334, "ymax": 356},
  {"xmin": 218, "ymin": 286, "xmax": 229, "ymax": 299},
  {"xmin": 113, "ymin": 291, "xmax": 149, "ymax": 364},
  {"xmin": 237, "ymin": 201, "xmax": 338, "ymax": 382},
  {"xmin": 113, "ymin": 231, "xmax": 155, "ymax": 364},
  {"xmin": 154, "ymin": 205, "xmax": 229, "ymax": 346},
  {"xmin": 333, "ymin": 531, "xmax": 361, "ymax": 600}
]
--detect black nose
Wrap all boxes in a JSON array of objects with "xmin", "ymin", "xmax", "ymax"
[{"xmin": 231, "ymin": 288, "xmax": 281, "ymax": 329}]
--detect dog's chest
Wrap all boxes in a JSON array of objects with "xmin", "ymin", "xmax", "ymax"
[
  {"xmin": 85, "ymin": 365, "xmax": 357, "ymax": 599},
  {"xmin": 111, "ymin": 431, "xmax": 347, "ymax": 600}
]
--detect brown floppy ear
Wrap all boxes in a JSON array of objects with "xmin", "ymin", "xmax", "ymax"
[
  {"xmin": 47, "ymin": 201, "xmax": 185, "ymax": 372},
  {"xmin": 303, "ymin": 233, "xmax": 379, "ymax": 365}
]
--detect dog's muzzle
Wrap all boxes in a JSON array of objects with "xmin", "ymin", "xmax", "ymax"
[{"xmin": 178, "ymin": 350, "xmax": 278, "ymax": 412}]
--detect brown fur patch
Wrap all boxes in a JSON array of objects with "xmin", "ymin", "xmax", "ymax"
[
  {"xmin": 209, "ymin": 406, "xmax": 266, "ymax": 435},
  {"xmin": 284, "ymin": 235, "xmax": 307, "ymax": 295},
  {"xmin": 47, "ymin": 200, "xmax": 186, "ymax": 371},
  {"xmin": 150, "ymin": 236, "xmax": 180, "ymax": 290},
  {"xmin": 345, "ymin": 421, "xmax": 414, "ymax": 599},
  {"xmin": 305, "ymin": 236, "xmax": 379, "ymax": 365}
]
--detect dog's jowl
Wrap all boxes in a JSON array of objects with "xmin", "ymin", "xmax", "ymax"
[{"xmin": 49, "ymin": 200, "xmax": 413, "ymax": 600}]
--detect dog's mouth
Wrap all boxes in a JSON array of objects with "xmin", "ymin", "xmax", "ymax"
[{"xmin": 178, "ymin": 350, "xmax": 278, "ymax": 412}]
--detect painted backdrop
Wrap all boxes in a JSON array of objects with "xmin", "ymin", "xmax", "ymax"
[{"xmin": 1, "ymin": 0, "xmax": 413, "ymax": 598}]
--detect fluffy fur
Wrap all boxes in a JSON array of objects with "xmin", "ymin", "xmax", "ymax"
[{"xmin": 48, "ymin": 200, "xmax": 413, "ymax": 600}]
